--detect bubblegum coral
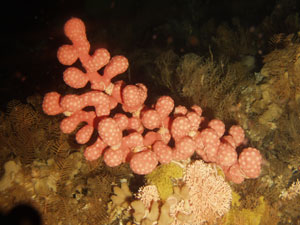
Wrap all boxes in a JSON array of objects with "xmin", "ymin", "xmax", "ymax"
[{"xmin": 42, "ymin": 17, "xmax": 262, "ymax": 182}]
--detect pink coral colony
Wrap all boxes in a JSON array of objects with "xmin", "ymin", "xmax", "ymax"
[{"xmin": 42, "ymin": 17, "xmax": 262, "ymax": 183}]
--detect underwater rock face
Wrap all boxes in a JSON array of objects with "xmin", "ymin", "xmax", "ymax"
[{"xmin": 236, "ymin": 34, "xmax": 300, "ymax": 143}]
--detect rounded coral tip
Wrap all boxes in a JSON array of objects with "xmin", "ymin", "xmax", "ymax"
[
  {"xmin": 84, "ymin": 48, "xmax": 110, "ymax": 72},
  {"xmin": 64, "ymin": 17, "xmax": 86, "ymax": 42},
  {"xmin": 155, "ymin": 96, "xmax": 174, "ymax": 119},
  {"xmin": 226, "ymin": 163, "xmax": 245, "ymax": 184},
  {"xmin": 199, "ymin": 128, "xmax": 220, "ymax": 162},
  {"xmin": 60, "ymin": 94, "xmax": 83, "ymax": 112},
  {"xmin": 141, "ymin": 109, "xmax": 161, "ymax": 130},
  {"xmin": 130, "ymin": 150, "xmax": 158, "ymax": 175},
  {"xmin": 42, "ymin": 92, "xmax": 63, "ymax": 115},
  {"xmin": 63, "ymin": 67, "xmax": 89, "ymax": 89},
  {"xmin": 122, "ymin": 85, "xmax": 143, "ymax": 109},
  {"xmin": 173, "ymin": 136, "xmax": 196, "ymax": 160},
  {"xmin": 229, "ymin": 125, "xmax": 245, "ymax": 146},
  {"xmin": 57, "ymin": 44, "xmax": 78, "ymax": 65},
  {"xmin": 152, "ymin": 141, "xmax": 173, "ymax": 164},
  {"xmin": 238, "ymin": 147, "xmax": 262, "ymax": 178},
  {"xmin": 170, "ymin": 116, "xmax": 191, "ymax": 140},
  {"xmin": 98, "ymin": 118, "xmax": 123, "ymax": 147},
  {"xmin": 217, "ymin": 142, "xmax": 237, "ymax": 167},
  {"xmin": 84, "ymin": 138, "xmax": 107, "ymax": 161},
  {"xmin": 113, "ymin": 113, "xmax": 129, "ymax": 131},
  {"xmin": 208, "ymin": 119, "xmax": 225, "ymax": 138},
  {"xmin": 104, "ymin": 55, "xmax": 129, "ymax": 79},
  {"xmin": 103, "ymin": 148, "xmax": 123, "ymax": 167},
  {"xmin": 76, "ymin": 124, "xmax": 94, "ymax": 144}
]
